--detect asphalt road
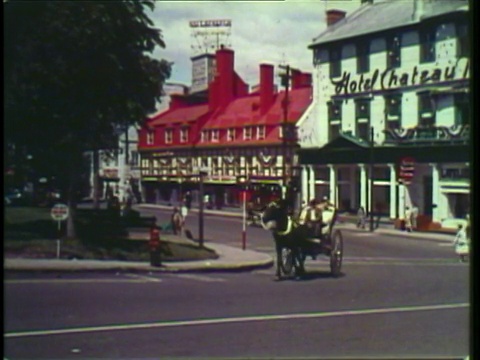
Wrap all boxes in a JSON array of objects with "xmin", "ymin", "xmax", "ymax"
[{"xmin": 4, "ymin": 207, "xmax": 470, "ymax": 359}]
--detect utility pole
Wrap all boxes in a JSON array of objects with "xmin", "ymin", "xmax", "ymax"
[
  {"xmin": 369, "ymin": 126, "xmax": 375, "ymax": 232},
  {"xmin": 279, "ymin": 64, "xmax": 290, "ymax": 199}
]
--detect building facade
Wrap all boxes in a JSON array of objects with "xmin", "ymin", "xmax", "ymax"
[
  {"xmin": 297, "ymin": 0, "xmax": 470, "ymax": 229},
  {"xmin": 138, "ymin": 46, "xmax": 313, "ymax": 208}
]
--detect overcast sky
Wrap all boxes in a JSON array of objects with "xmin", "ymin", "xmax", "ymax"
[{"xmin": 150, "ymin": 0, "xmax": 362, "ymax": 88}]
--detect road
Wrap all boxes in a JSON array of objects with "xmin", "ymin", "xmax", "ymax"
[{"xmin": 4, "ymin": 206, "xmax": 470, "ymax": 359}]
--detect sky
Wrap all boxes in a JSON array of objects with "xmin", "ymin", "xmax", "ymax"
[{"xmin": 150, "ymin": 0, "xmax": 363, "ymax": 89}]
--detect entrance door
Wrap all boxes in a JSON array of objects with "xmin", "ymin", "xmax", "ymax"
[{"xmin": 423, "ymin": 176, "xmax": 433, "ymax": 215}]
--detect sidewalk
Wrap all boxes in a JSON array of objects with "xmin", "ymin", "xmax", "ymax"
[{"xmin": 4, "ymin": 242, "xmax": 274, "ymax": 273}]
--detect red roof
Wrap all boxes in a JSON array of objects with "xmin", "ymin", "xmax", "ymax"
[{"xmin": 148, "ymin": 104, "xmax": 210, "ymax": 126}]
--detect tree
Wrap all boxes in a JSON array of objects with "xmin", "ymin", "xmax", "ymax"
[{"xmin": 4, "ymin": 0, "xmax": 172, "ymax": 237}]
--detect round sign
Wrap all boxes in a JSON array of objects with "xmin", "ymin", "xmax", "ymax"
[{"xmin": 51, "ymin": 203, "xmax": 69, "ymax": 221}]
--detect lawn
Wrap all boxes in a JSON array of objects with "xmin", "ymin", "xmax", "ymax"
[{"xmin": 4, "ymin": 206, "xmax": 217, "ymax": 262}]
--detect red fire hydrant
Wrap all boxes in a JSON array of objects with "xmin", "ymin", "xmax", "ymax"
[{"xmin": 149, "ymin": 226, "xmax": 162, "ymax": 267}]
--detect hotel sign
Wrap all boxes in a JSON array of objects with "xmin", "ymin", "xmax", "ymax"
[{"xmin": 331, "ymin": 58, "xmax": 469, "ymax": 96}]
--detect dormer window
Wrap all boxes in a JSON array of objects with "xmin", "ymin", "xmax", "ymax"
[
  {"xmin": 227, "ymin": 128, "xmax": 235, "ymax": 141},
  {"xmin": 146, "ymin": 130, "xmax": 154, "ymax": 145},
  {"xmin": 243, "ymin": 127, "xmax": 252, "ymax": 140},
  {"xmin": 201, "ymin": 130, "xmax": 209, "ymax": 143},
  {"xmin": 165, "ymin": 129, "xmax": 173, "ymax": 144},
  {"xmin": 212, "ymin": 129, "xmax": 219, "ymax": 142},
  {"xmin": 257, "ymin": 126, "xmax": 265, "ymax": 140},
  {"xmin": 180, "ymin": 128, "xmax": 188, "ymax": 143}
]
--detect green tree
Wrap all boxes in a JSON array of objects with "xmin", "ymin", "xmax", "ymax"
[{"xmin": 4, "ymin": 0, "xmax": 171, "ymax": 237}]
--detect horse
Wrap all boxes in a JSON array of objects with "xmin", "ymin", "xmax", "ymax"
[{"xmin": 261, "ymin": 199, "xmax": 308, "ymax": 278}]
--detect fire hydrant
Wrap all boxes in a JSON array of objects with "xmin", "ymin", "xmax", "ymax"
[{"xmin": 149, "ymin": 226, "xmax": 162, "ymax": 267}]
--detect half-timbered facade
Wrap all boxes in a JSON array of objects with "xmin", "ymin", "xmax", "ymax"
[{"xmin": 138, "ymin": 46, "xmax": 313, "ymax": 207}]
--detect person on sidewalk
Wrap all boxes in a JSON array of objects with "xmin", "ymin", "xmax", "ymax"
[
  {"xmin": 453, "ymin": 223, "xmax": 469, "ymax": 262},
  {"xmin": 411, "ymin": 203, "xmax": 419, "ymax": 230},
  {"xmin": 404, "ymin": 206, "xmax": 413, "ymax": 232},
  {"xmin": 171, "ymin": 207, "xmax": 184, "ymax": 236},
  {"xmin": 356, "ymin": 206, "xmax": 366, "ymax": 229}
]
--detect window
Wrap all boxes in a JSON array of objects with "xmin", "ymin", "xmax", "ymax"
[
  {"xmin": 355, "ymin": 99, "xmax": 370, "ymax": 141},
  {"xmin": 457, "ymin": 23, "xmax": 469, "ymax": 58},
  {"xmin": 384, "ymin": 94, "xmax": 402, "ymax": 130},
  {"xmin": 165, "ymin": 129, "xmax": 173, "ymax": 144},
  {"xmin": 201, "ymin": 130, "xmax": 209, "ymax": 143},
  {"xmin": 418, "ymin": 93, "xmax": 435, "ymax": 127},
  {"xmin": 330, "ymin": 46, "xmax": 341, "ymax": 78},
  {"xmin": 386, "ymin": 34, "xmax": 401, "ymax": 68},
  {"xmin": 130, "ymin": 151, "xmax": 139, "ymax": 166},
  {"xmin": 328, "ymin": 100, "xmax": 342, "ymax": 141},
  {"xmin": 420, "ymin": 28, "xmax": 435, "ymax": 63},
  {"xmin": 257, "ymin": 126, "xmax": 265, "ymax": 140},
  {"xmin": 243, "ymin": 127, "xmax": 252, "ymax": 140},
  {"xmin": 211, "ymin": 129, "xmax": 219, "ymax": 142},
  {"xmin": 180, "ymin": 128, "xmax": 188, "ymax": 143},
  {"xmin": 357, "ymin": 41, "xmax": 370, "ymax": 74},
  {"xmin": 146, "ymin": 130, "xmax": 154, "ymax": 145},
  {"xmin": 227, "ymin": 129, "xmax": 235, "ymax": 141},
  {"xmin": 454, "ymin": 93, "xmax": 469, "ymax": 126}
]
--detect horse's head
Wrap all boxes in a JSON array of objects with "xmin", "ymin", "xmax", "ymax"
[{"xmin": 261, "ymin": 199, "xmax": 288, "ymax": 231}]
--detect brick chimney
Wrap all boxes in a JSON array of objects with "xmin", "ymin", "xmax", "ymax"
[
  {"xmin": 326, "ymin": 9, "xmax": 346, "ymax": 27},
  {"xmin": 216, "ymin": 45, "xmax": 235, "ymax": 108},
  {"xmin": 291, "ymin": 70, "xmax": 312, "ymax": 89},
  {"xmin": 260, "ymin": 63, "xmax": 275, "ymax": 114}
]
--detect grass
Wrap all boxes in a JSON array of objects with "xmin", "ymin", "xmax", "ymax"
[{"xmin": 4, "ymin": 206, "xmax": 218, "ymax": 262}]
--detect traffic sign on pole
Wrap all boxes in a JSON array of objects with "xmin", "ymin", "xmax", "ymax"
[
  {"xmin": 51, "ymin": 203, "xmax": 69, "ymax": 221},
  {"xmin": 398, "ymin": 157, "xmax": 415, "ymax": 185}
]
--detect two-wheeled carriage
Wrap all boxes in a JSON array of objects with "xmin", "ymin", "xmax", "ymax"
[{"xmin": 261, "ymin": 200, "xmax": 343, "ymax": 279}]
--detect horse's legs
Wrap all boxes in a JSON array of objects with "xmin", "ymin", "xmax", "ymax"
[{"xmin": 293, "ymin": 246, "xmax": 305, "ymax": 277}]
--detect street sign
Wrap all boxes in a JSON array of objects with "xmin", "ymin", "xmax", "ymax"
[
  {"xmin": 51, "ymin": 203, "xmax": 69, "ymax": 221},
  {"xmin": 399, "ymin": 157, "xmax": 415, "ymax": 185}
]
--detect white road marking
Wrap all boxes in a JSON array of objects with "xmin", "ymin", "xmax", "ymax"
[
  {"xmin": 5, "ymin": 303, "xmax": 468, "ymax": 339},
  {"xmin": 175, "ymin": 274, "xmax": 226, "ymax": 282},
  {"xmin": 124, "ymin": 274, "xmax": 162, "ymax": 283}
]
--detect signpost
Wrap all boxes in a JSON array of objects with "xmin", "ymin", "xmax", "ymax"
[{"xmin": 51, "ymin": 203, "xmax": 69, "ymax": 259}]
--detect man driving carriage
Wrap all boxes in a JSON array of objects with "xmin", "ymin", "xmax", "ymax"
[{"xmin": 297, "ymin": 196, "xmax": 335, "ymax": 240}]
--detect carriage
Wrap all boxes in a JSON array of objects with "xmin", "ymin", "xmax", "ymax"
[{"xmin": 261, "ymin": 200, "xmax": 344, "ymax": 279}]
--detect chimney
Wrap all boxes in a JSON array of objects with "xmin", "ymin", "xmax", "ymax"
[
  {"xmin": 260, "ymin": 63, "xmax": 275, "ymax": 114},
  {"xmin": 412, "ymin": 0, "xmax": 425, "ymax": 21},
  {"xmin": 169, "ymin": 94, "xmax": 187, "ymax": 110},
  {"xmin": 216, "ymin": 45, "xmax": 235, "ymax": 108},
  {"xmin": 326, "ymin": 9, "xmax": 346, "ymax": 27}
]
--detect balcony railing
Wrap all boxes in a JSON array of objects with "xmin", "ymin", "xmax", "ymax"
[{"xmin": 384, "ymin": 124, "xmax": 469, "ymax": 145}]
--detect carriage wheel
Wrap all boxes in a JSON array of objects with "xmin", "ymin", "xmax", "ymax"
[
  {"xmin": 279, "ymin": 247, "xmax": 295, "ymax": 276},
  {"xmin": 330, "ymin": 229, "xmax": 343, "ymax": 277}
]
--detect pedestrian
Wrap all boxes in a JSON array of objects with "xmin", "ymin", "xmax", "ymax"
[
  {"xmin": 171, "ymin": 207, "xmax": 184, "ymax": 236},
  {"xmin": 411, "ymin": 203, "xmax": 419, "ymax": 230},
  {"xmin": 184, "ymin": 191, "xmax": 192, "ymax": 210},
  {"xmin": 181, "ymin": 203, "xmax": 188, "ymax": 220},
  {"xmin": 356, "ymin": 206, "xmax": 366, "ymax": 229},
  {"xmin": 404, "ymin": 206, "xmax": 413, "ymax": 232},
  {"xmin": 453, "ymin": 223, "xmax": 469, "ymax": 262}
]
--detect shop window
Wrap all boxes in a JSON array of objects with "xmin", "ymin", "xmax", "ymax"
[
  {"xmin": 330, "ymin": 46, "xmax": 341, "ymax": 78},
  {"xmin": 387, "ymin": 34, "xmax": 401, "ymax": 68},
  {"xmin": 384, "ymin": 94, "xmax": 402, "ymax": 130},
  {"xmin": 165, "ymin": 129, "xmax": 173, "ymax": 144},
  {"xmin": 420, "ymin": 28, "xmax": 436, "ymax": 63},
  {"xmin": 418, "ymin": 93, "xmax": 436, "ymax": 127},
  {"xmin": 357, "ymin": 41, "xmax": 370, "ymax": 74}
]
